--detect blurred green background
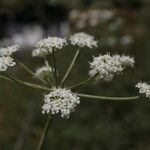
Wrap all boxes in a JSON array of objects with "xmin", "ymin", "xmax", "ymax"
[{"xmin": 0, "ymin": 0, "xmax": 150, "ymax": 150}]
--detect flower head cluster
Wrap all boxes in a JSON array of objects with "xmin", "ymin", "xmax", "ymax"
[
  {"xmin": 35, "ymin": 37, "xmax": 67, "ymax": 50},
  {"xmin": 33, "ymin": 37, "xmax": 67, "ymax": 57},
  {"xmin": 0, "ymin": 56, "xmax": 16, "ymax": 71},
  {"xmin": 35, "ymin": 66, "xmax": 52, "ymax": 79},
  {"xmin": 113, "ymin": 55, "xmax": 135, "ymax": 67},
  {"xmin": 0, "ymin": 45, "xmax": 19, "ymax": 71},
  {"xmin": 70, "ymin": 32, "xmax": 98, "ymax": 48},
  {"xmin": 0, "ymin": 45, "xmax": 19, "ymax": 56},
  {"xmin": 42, "ymin": 88, "xmax": 80, "ymax": 118},
  {"xmin": 136, "ymin": 82, "xmax": 150, "ymax": 99},
  {"xmin": 89, "ymin": 54, "xmax": 134, "ymax": 81}
]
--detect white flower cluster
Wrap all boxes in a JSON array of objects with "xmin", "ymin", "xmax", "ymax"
[
  {"xmin": 136, "ymin": 82, "xmax": 150, "ymax": 99},
  {"xmin": 33, "ymin": 37, "xmax": 67, "ymax": 57},
  {"xmin": 32, "ymin": 48, "xmax": 49, "ymax": 57},
  {"xmin": 113, "ymin": 55, "xmax": 135, "ymax": 67},
  {"xmin": 36, "ymin": 37, "xmax": 67, "ymax": 50},
  {"xmin": 42, "ymin": 88, "xmax": 80, "ymax": 118},
  {"xmin": 0, "ymin": 45, "xmax": 19, "ymax": 56},
  {"xmin": 0, "ymin": 45, "xmax": 19, "ymax": 71},
  {"xmin": 35, "ymin": 66, "xmax": 52, "ymax": 79},
  {"xmin": 0, "ymin": 56, "xmax": 16, "ymax": 71},
  {"xmin": 70, "ymin": 32, "xmax": 98, "ymax": 48},
  {"xmin": 89, "ymin": 54, "xmax": 134, "ymax": 81}
]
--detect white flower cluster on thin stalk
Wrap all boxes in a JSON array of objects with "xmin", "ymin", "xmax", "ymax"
[
  {"xmin": 42, "ymin": 88, "xmax": 80, "ymax": 118},
  {"xmin": 89, "ymin": 54, "xmax": 134, "ymax": 81},
  {"xmin": 35, "ymin": 66, "xmax": 52, "ymax": 79},
  {"xmin": 32, "ymin": 37, "xmax": 67, "ymax": 57},
  {"xmin": 36, "ymin": 37, "xmax": 67, "ymax": 50},
  {"xmin": 0, "ymin": 56, "xmax": 16, "ymax": 71},
  {"xmin": 0, "ymin": 45, "xmax": 19, "ymax": 56},
  {"xmin": 136, "ymin": 82, "xmax": 150, "ymax": 99},
  {"xmin": 70, "ymin": 32, "xmax": 98, "ymax": 48},
  {"xmin": 0, "ymin": 45, "xmax": 20, "ymax": 71}
]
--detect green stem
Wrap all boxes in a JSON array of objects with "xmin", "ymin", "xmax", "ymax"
[
  {"xmin": 44, "ymin": 57, "xmax": 50, "ymax": 68},
  {"xmin": 37, "ymin": 49, "xmax": 58, "ymax": 150},
  {"xmin": 37, "ymin": 115, "xmax": 53, "ymax": 150},
  {"xmin": 77, "ymin": 93, "xmax": 140, "ymax": 100},
  {"xmin": 43, "ymin": 57, "xmax": 52, "ymax": 86},
  {"xmin": 0, "ymin": 74, "xmax": 13, "ymax": 82},
  {"xmin": 69, "ymin": 74, "xmax": 98, "ymax": 89},
  {"xmin": 52, "ymin": 49, "xmax": 58, "ymax": 87},
  {"xmin": 1, "ymin": 73, "xmax": 50, "ymax": 91},
  {"xmin": 60, "ymin": 49, "xmax": 80, "ymax": 87},
  {"xmin": 17, "ymin": 61, "xmax": 47, "ymax": 84}
]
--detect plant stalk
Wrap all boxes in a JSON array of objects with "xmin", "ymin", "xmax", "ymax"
[
  {"xmin": 52, "ymin": 49, "xmax": 58, "ymax": 87},
  {"xmin": 77, "ymin": 93, "xmax": 140, "ymax": 100},
  {"xmin": 69, "ymin": 74, "xmax": 98, "ymax": 89},
  {"xmin": 60, "ymin": 49, "xmax": 80, "ymax": 87},
  {"xmin": 17, "ymin": 61, "xmax": 47, "ymax": 84},
  {"xmin": 37, "ymin": 48, "xmax": 58, "ymax": 150},
  {"xmin": 0, "ymin": 73, "xmax": 50, "ymax": 91},
  {"xmin": 43, "ymin": 56, "xmax": 53, "ymax": 86},
  {"xmin": 37, "ymin": 115, "xmax": 53, "ymax": 150}
]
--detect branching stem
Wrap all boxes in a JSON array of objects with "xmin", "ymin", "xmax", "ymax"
[
  {"xmin": 0, "ymin": 73, "xmax": 50, "ymax": 91},
  {"xmin": 17, "ymin": 61, "xmax": 47, "ymax": 84}
]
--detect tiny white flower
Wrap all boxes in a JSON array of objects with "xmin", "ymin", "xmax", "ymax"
[
  {"xmin": 42, "ymin": 88, "xmax": 80, "ymax": 118},
  {"xmin": 136, "ymin": 82, "xmax": 150, "ymax": 99},
  {"xmin": 70, "ymin": 32, "xmax": 98, "ymax": 48},
  {"xmin": 0, "ymin": 45, "xmax": 20, "ymax": 56},
  {"xmin": 0, "ymin": 56, "xmax": 16, "ymax": 71},
  {"xmin": 35, "ymin": 66, "xmax": 52, "ymax": 79},
  {"xmin": 35, "ymin": 37, "xmax": 67, "ymax": 50},
  {"xmin": 89, "ymin": 54, "xmax": 134, "ymax": 81}
]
